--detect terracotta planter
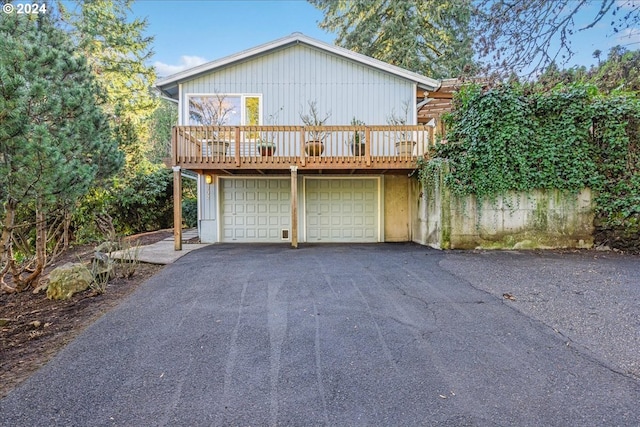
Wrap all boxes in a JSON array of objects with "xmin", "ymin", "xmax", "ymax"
[
  {"xmin": 305, "ymin": 140, "xmax": 325, "ymax": 156},
  {"xmin": 395, "ymin": 140, "xmax": 416, "ymax": 156},
  {"xmin": 260, "ymin": 147, "xmax": 275, "ymax": 156},
  {"xmin": 350, "ymin": 142, "xmax": 366, "ymax": 156},
  {"xmin": 258, "ymin": 145, "xmax": 276, "ymax": 156},
  {"xmin": 206, "ymin": 140, "xmax": 229, "ymax": 156}
]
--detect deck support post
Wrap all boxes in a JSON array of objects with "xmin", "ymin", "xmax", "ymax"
[
  {"xmin": 172, "ymin": 166, "xmax": 182, "ymax": 251},
  {"xmin": 290, "ymin": 165, "xmax": 298, "ymax": 248}
]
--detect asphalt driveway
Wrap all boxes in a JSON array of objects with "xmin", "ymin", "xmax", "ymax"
[{"xmin": 1, "ymin": 244, "xmax": 639, "ymax": 426}]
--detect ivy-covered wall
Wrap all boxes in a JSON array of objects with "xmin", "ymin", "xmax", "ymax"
[{"xmin": 416, "ymin": 82, "xmax": 639, "ymax": 251}]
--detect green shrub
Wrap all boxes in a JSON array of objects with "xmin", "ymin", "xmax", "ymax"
[
  {"xmin": 109, "ymin": 167, "xmax": 174, "ymax": 234},
  {"xmin": 182, "ymin": 198, "xmax": 197, "ymax": 228}
]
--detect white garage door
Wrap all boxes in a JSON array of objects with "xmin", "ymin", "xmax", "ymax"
[
  {"xmin": 221, "ymin": 178, "xmax": 290, "ymax": 242},
  {"xmin": 305, "ymin": 178, "xmax": 378, "ymax": 243}
]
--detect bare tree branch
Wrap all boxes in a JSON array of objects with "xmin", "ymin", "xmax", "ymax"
[{"xmin": 473, "ymin": 0, "xmax": 639, "ymax": 77}]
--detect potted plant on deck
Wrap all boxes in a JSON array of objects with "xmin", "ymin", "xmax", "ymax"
[
  {"xmin": 256, "ymin": 108, "xmax": 282, "ymax": 156},
  {"xmin": 300, "ymin": 101, "xmax": 331, "ymax": 156},
  {"xmin": 387, "ymin": 103, "xmax": 416, "ymax": 156},
  {"xmin": 256, "ymin": 139, "xmax": 276, "ymax": 156},
  {"xmin": 349, "ymin": 117, "xmax": 366, "ymax": 156},
  {"xmin": 189, "ymin": 94, "xmax": 234, "ymax": 156}
]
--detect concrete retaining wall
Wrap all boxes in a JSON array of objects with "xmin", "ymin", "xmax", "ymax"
[{"xmin": 411, "ymin": 179, "xmax": 595, "ymax": 250}]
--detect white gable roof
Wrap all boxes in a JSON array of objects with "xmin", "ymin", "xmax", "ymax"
[{"xmin": 156, "ymin": 32, "xmax": 440, "ymax": 97}]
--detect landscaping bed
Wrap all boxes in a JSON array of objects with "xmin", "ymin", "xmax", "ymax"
[{"xmin": 0, "ymin": 230, "xmax": 172, "ymax": 398}]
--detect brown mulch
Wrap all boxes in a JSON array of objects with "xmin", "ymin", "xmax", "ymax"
[{"xmin": 0, "ymin": 229, "xmax": 173, "ymax": 399}]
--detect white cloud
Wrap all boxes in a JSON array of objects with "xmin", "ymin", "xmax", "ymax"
[
  {"xmin": 616, "ymin": 0, "xmax": 640, "ymax": 9},
  {"xmin": 613, "ymin": 1, "xmax": 640, "ymax": 46},
  {"xmin": 154, "ymin": 55, "xmax": 208, "ymax": 77},
  {"xmin": 616, "ymin": 27, "xmax": 640, "ymax": 45}
]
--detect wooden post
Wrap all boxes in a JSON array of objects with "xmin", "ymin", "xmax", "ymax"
[
  {"xmin": 235, "ymin": 127, "xmax": 241, "ymax": 167},
  {"xmin": 290, "ymin": 166, "xmax": 298, "ymax": 248},
  {"xmin": 172, "ymin": 166, "xmax": 182, "ymax": 251},
  {"xmin": 172, "ymin": 126, "xmax": 178, "ymax": 165}
]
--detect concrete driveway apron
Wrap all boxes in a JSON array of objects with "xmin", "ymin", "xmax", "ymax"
[{"xmin": 1, "ymin": 244, "xmax": 639, "ymax": 426}]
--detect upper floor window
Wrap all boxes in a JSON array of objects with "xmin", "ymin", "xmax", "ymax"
[{"xmin": 187, "ymin": 94, "xmax": 261, "ymax": 126}]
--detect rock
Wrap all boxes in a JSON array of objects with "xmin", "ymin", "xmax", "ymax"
[
  {"xmin": 46, "ymin": 262, "xmax": 93, "ymax": 300},
  {"xmin": 91, "ymin": 253, "xmax": 115, "ymax": 282},
  {"xmin": 595, "ymin": 245, "xmax": 611, "ymax": 252},
  {"xmin": 94, "ymin": 241, "xmax": 121, "ymax": 254},
  {"xmin": 94, "ymin": 251, "xmax": 110, "ymax": 263},
  {"xmin": 28, "ymin": 320, "xmax": 41, "ymax": 329},
  {"xmin": 32, "ymin": 281, "xmax": 48, "ymax": 294}
]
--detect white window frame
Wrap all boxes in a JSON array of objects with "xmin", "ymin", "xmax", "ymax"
[{"xmin": 183, "ymin": 93, "xmax": 262, "ymax": 126}]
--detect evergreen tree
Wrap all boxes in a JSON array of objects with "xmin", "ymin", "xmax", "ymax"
[
  {"xmin": 588, "ymin": 46, "xmax": 640, "ymax": 93},
  {"xmin": 148, "ymin": 97, "xmax": 179, "ymax": 164},
  {"xmin": 533, "ymin": 47, "xmax": 640, "ymax": 93},
  {"xmin": 310, "ymin": 0, "xmax": 476, "ymax": 78},
  {"xmin": 61, "ymin": 0, "xmax": 158, "ymax": 170},
  {"xmin": 0, "ymin": 11, "xmax": 122, "ymax": 291},
  {"xmin": 59, "ymin": 0, "xmax": 178, "ymax": 237}
]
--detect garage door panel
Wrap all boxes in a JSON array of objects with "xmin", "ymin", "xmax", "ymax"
[
  {"xmin": 221, "ymin": 179, "xmax": 290, "ymax": 243},
  {"xmin": 306, "ymin": 179, "xmax": 378, "ymax": 243}
]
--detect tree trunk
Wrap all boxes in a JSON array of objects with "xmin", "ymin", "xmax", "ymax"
[
  {"xmin": 0, "ymin": 198, "xmax": 17, "ymax": 293},
  {"xmin": 63, "ymin": 209, "xmax": 70, "ymax": 251},
  {"xmin": 19, "ymin": 199, "xmax": 46, "ymax": 290}
]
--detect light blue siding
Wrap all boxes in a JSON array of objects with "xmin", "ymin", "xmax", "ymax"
[
  {"xmin": 180, "ymin": 44, "xmax": 416, "ymax": 126},
  {"xmin": 199, "ymin": 174, "xmax": 219, "ymax": 243}
]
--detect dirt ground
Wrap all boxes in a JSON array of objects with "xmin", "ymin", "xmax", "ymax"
[{"xmin": 0, "ymin": 230, "xmax": 173, "ymax": 399}]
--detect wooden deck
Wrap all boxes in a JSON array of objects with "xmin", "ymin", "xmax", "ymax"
[{"xmin": 172, "ymin": 125, "xmax": 435, "ymax": 174}]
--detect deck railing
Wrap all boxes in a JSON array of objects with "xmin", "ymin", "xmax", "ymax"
[{"xmin": 172, "ymin": 125, "xmax": 435, "ymax": 170}]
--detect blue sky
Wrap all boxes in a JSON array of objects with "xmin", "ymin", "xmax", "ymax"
[
  {"xmin": 131, "ymin": 0, "xmax": 333, "ymax": 77},
  {"xmin": 127, "ymin": 0, "xmax": 639, "ymax": 78}
]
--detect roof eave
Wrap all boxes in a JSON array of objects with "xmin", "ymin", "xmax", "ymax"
[
  {"xmin": 156, "ymin": 33, "xmax": 441, "ymax": 94},
  {"xmin": 295, "ymin": 34, "xmax": 440, "ymax": 91},
  {"xmin": 156, "ymin": 33, "xmax": 302, "ymax": 90}
]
